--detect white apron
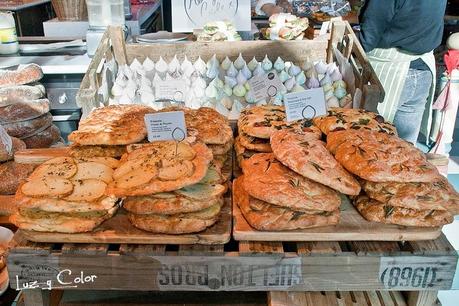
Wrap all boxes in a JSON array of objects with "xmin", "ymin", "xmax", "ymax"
[{"xmin": 367, "ymin": 48, "xmax": 436, "ymax": 143}]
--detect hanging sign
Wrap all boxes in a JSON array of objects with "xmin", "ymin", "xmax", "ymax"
[{"xmin": 171, "ymin": 0, "xmax": 251, "ymax": 32}]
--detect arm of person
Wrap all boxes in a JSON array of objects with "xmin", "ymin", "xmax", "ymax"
[
  {"xmin": 255, "ymin": 0, "xmax": 279, "ymax": 16},
  {"xmin": 359, "ymin": 0, "xmax": 397, "ymax": 52}
]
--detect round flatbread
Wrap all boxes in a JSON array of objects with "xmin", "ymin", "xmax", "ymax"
[
  {"xmin": 241, "ymin": 153, "xmax": 341, "ymax": 212},
  {"xmin": 238, "ymin": 105, "xmax": 322, "ymax": 139},
  {"xmin": 354, "ymin": 195, "xmax": 453, "ymax": 227},
  {"xmin": 238, "ymin": 133, "xmax": 272, "ymax": 153},
  {"xmin": 207, "ymin": 138, "xmax": 233, "ymax": 156},
  {"xmin": 271, "ymin": 129, "xmax": 360, "ymax": 195},
  {"xmin": 127, "ymin": 203, "xmax": 221, "ymax": 234},
  {"xmin": 234, "ymin": 176, "xmax": 339, "ymax": 231},
  {"xmin": 313, "ymin": 107, "xmax": 397, "ymax": 135},
  {"xmin": 70, "ymin": 144, "xmax": 127, "ymax": 158},
  {"xmin": 327, "ymin": 130, "xmax": 439, "ymax": 183},
  {"xmin": 361, "ymin": 177, "xmax": 459, "ymax": 213},
  {"xmin": 124, "ymin": 185, "xmax": 225, "ymax": 215},
  {"xmin": 234, "ymin": 136, "xmax": 257, "ymax": 166}
]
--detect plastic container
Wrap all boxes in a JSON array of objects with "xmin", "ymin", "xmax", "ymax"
[
  {"xmin": 0, "ymin": 12, "xmax": 18, "ymax": 55},
  {"xmin": 86, "ymin": 0, "xmax": 125, "ymax": 29}
]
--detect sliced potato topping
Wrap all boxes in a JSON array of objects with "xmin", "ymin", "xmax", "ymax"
[
  {"xmin": 22, "ymin": 177, "xmax": 73, "ymax": 198},
  {"xmin": 65, "ymin": 179, "xmax": 106, "ymax": 202},
  {"xmin": 29, "ymin": 157, "xmax": 77, "ymax": 180}
]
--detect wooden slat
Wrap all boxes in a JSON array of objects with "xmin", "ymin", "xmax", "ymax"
[
  {"xmin": 391, "ymin": 291, "xmax": 408, "ymax": 306},
  {"xmin": 406, "ymin": 234, "xmax": 456, "ymax": 255},
  {"xmin": 304, "ymin": 292, "xmax": 329, "ymax": 306},
  {"xmin": 178, "ymin": 244, "xmax": 224, "ymax": 256},
  {"xmin": 406, "ymin": 291, "xmax": 438, "ymax": 306},
  {"xmin": 297, "ymin": 241, "xmax": 341, "ymax": 255},
  {"xmin": 365, "ymin": 291, "xmax": 382, "ymax": 306},
  {"xmin": 14, "ymin": 147, "xmax": 69, "ymax": 164},
  {"xmin": 352, "ymin": 291, "xmax": 369, "ymax": 305},
  {"xmin": 239, "ymin": 241, "xmax": 283, "ymax": 254},
  {"xmin": 348, "ymin": 241, "xmax": 401, "ymax": 255},
  {"xmin": 118, "ymin": 244, "xmax": 166, "ymax": 256},
  {"xmin": 378, "ymin": 291, "xmax": 396, "ymax": 306},
  {"xmin": 9, "ymin": 232, "xmax": 52, "ymax": 255},
  {"xmin": 61, "ymin": 244, "xmax": 109, "ymax": 256}
]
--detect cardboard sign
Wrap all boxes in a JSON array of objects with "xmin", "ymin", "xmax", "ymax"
[
  {"xmin": 284, "ymin": 88, "xmax": 327, "ymax": 122},
  {"xmin": 144, "ymin": 111, "xmax": 187, "ymax": 142},
  {"xmin": 155, "ymin": 79, "xmax": 187, "ymax": 102},
  {"xmin": 171, "ymin": 0, "xmax": 251, "ymax": 32},
  {"xmin": 248, "ymin": 72, "xmax": 285, "ymax": 101}
]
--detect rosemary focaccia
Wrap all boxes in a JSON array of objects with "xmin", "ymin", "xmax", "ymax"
[
  {"xmin": 361, "ymin": 177, "xmax": 459, "ymax": 214},
  {"xmin": 238, "ymin": 132, "xmax": 272, "ymax": 152},
  {"xmin": 127, "ymin": 202, "xmax": 221, "ymax": 234},
  {"xmin": 241, "ymin": 153, "xmax": 341, "ymax": 212},
  {"xmin": 234, "ymin": 136, "xmax": 257, "ymax": 166},
  {"xmin": 124, "ymin": 184, "xmax": 225, "ymax": 215},
  {"xmin": 313, "ymin": 107, "xmax": 397, "ymax": 135},
  {"xmin": 68, "ymin": 105, "xmax": 154, "ymax": 145},
  {"xmin": 354, "ymin": 195, "xmax": 453, "ymax": 227},
  {"xmin": 238, "ymin": 105, "xmax": 322, "ymax": 139},
  {"xmin": 207, "ymin": 138, "xmax": 233, "ymax": 156},
  {"xmin": 234, "ymin": 176, "xmax": 339, "ymax": 231},
  {"xmin": 326, "ymin": 130, "xmax": 439, "ymax": 183},
  {"xmin": 161, "ymin": 106, "xmax": 233, "ymax": 145},
  {"xmin": 271, "ymin": 129, "xmax": 360, "ymax": 195},
  {"xmin": 106, "ymin": 140, "xmax": 213, "ymax": 196}
]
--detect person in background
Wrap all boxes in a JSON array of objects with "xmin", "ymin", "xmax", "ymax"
[
  {"xmin": 359, "ymin": 0, "xmax": 447, "ymax": 145},
  {"xmin": 255, "ymin": 0, "xmax": 293, "ymax": 17}
]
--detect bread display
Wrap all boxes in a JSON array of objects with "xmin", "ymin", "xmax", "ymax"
[
  {"xmin": 313, "ymin": 108, "xmax": 397, "ymax": 135},
  {"xmin": 271, "ymin": 129, "xmax": 360, "ymax": 195},
  {"xmin": 11, "ymin": 157, "xmax": 119, "ymax": 233},
  {"xmin": 326, "ymin": 129, "xmax": 439, "ymax": 183}
]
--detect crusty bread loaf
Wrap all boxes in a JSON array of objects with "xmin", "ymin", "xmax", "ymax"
[
  {"xmin": 1, "ymin": 112, "xmax": 53, "ymax": 139},
  {"xmin": 22, "ymin": 124, "xmax": 61, "ymax": 149},
  {"xmin": 0, "ymin": 99, "xmax": 50, "ymax": 123},
  {"xmin": 0, "ymin": 137, "xmax": 25, "ymax": 162},
  {"xmin": 0, "ymin": 64, "xmax": 43, "ymax": 87},
  {"xmin": 0, "ymin": 162, "xmax": 35, "ymax": 195},
  {"xmin": 0, "ymin": 85, "xmax": 45, "ymax": 107}
]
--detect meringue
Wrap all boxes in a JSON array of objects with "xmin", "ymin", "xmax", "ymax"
[
  {"xmin": 241, "ymin": 63, "xmax": 252, "ymax": 79},
  {"xmin": 288, "ymin": 64, "xmax": 301, "ymax": 77},
  {"xmin": 234, "ymin": 53, "xmax": 245, "ymax": 70},
  {"xmin": 168, "ymin": 55, "xmax": 180, "ymax": 74},
  {"xmin": 224, "ymin": 76, "xmax": 237, "ymax": 88},
  {"xmin": 295, "ymin": 71, "xmax": 306, "ymax": 85},
  {"xmin": 233, "ymin": 84, "xmax": 247, "ymax": 97},
  {"xmin": 142, "ymin": 57, "xmax": 155, "ymax": 72},
  {"xmin": 262, "ymin": 55, "xmax": 273, "ymax": 71},
  {"xmin": 155, "ymin": 57, "xmax": 168, "ymax": 74},
  {"xmin": 279, "ymin": 70, "xmax": 289, "ymax": 83},
  {"xmin": 274, "ymin": 57, "xmax": 285, "ymax": 72},
  {"xmin": 248, "ymin": 57, "xmax": 259, "ymax": 71},
  {"xmin": 180, "ymin": 56, "xmax": 193, "ymax": 73},
  {"xmin": 226, "ymin": 63, "xmax": 238, "ymax": 78},
  {"xmin": 194, "ymin": 56, "xmax": 207, "ymax": 76},
  {"xmin": 236, "ymin": 70, "xmax": 248, "ymax": 85},
  {"xmin": 253, "ymin": 64, "xmax": 265, "ymax": 77},
  {"xmin": 221, "ymin": 56, "xmax": 232, "ymax": 70},
  {"xmin": 284, "ymin": 77, "xmax": 296, "ymax": 91}
]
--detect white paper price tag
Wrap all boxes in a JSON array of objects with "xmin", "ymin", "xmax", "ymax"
[
  {"xmin": 284, "ymin": 88, "xmax": 327, "ymax": 122},
  {"xmin": 248, "ymin": 72, "xmax": 285, "ymax": 101},
  {"xmin": 155, "ymin": 79, "xmax": 187, "ymax": 102},
  {"xmin": 0, "ymin": 125, "xmax": 12, "ymax": 154},
  {"xmin": 379, "ymin": 257, "xmax": 442, "ymax": 289},
  {"xmin": 144, "ymin": 111, "xmax": 187, "ymax": 142}
]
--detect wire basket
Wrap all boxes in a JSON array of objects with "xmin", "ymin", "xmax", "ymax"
[{"xmin": 52, "ymin": 0, "xmax": 88, "ymax": 21}]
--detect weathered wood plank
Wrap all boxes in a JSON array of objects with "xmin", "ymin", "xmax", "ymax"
[
  {"xmin": 119, "ymin": 244, "xmax": 166, "ymax": 256},
  {"xmin": 178, "ymin": 245, "xmax": 224, "ymax": 256},
  {"xmin": 61, "ymin": 244, "xmax": 109, "ymax": 256}
]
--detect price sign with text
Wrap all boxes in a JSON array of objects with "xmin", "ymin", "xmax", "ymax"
[
  {"xmin": 284, "ymin": 88, "xmax": 327, "ymax": 122},
  {"xmin": 248, "ymin": 72, "xmax": 285, "ymax": 102},
  {"xmin": 144, "ymin": 111, "xmax": 187, "ymax": 142},
  {"xmin": 155, "ymin": 80, "xmax": 187, "ymax": 103}
]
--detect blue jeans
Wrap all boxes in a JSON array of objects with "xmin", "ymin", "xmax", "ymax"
[{"xmin": 393, "ymin": 69, "xmax": 433, "ymax": 144}]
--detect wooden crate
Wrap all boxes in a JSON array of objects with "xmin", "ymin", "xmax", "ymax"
[
  {"xmin": 8, "ymin": 234, "xmax": 456, "ymax": 294},
  {"xmin": 75, "ymin": 22, "xmax": 384, "ymax": 117}
]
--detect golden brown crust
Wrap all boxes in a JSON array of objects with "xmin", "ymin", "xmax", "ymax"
[
  {"xmin": 68, "ymin": 105, "xmax": 154, "ymax": 145},
  {"xmin": 161, "ymin": 106, "xmax": 233, "ymax": 145},
  {"xmin": 127, "ymin": 203, "xmax": 221, "ymax": 234},
  {"xmin": 69, "ymin": 144, "xmax": 127, "ymax": 158},
  {"xmin": 238, "ymin": 133, "xmax": 272, "ymax": 152},
  {"xmin": 354, "ymin": 195, "xmax": 453, "ymax": 227},
  {"xmin": 361, "ymin": 177, "xmax": 459, "ymax": 213},
  {"xmin": 0, "ymin": 137, "xmax": 26, "ymax": 162},
  {"xmin": 313, "ymin": 107, "xmax": 397, "ymax": 135},
  {"xmin": 207, "ymin": 138, "xmax": 233, "ymax": 156},
  {"xmin": 0, "ymin": 63, "xmax": 43, "ymax": 87},
  {"xmin": 271, "ymin": 129, "xmax": 361, "ymax": 195},
  {"xmin": 234, "ymin": 136, "xmax": 257, "ymax": 165},
  {"xmin": 326, "ymin": 130, "xmax": 439, "ymax": 182},
  {"xmin": 238, "ymin": 105, "xmax": 322, "ymax": 139},
  {"xmin": 242, "ymin": 153, "xmax": 341, "ymax": 212},
  {"xmin": 106, "ymin": 141, "xmax": 213, "ymax": 196},
  {"xmin": 234, "ymin": 176, "xmax": 339, "ymax": 230},
  {"xmin": 11, "ymin": 206, "xmax": 117, "ymax": 233}
]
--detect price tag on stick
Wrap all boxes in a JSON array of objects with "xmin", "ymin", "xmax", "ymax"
[
  {"xmin": 284, "ymin": 88, "xmax": 327, "ymax": 122},
  {"xmin": 144, "ymin": 111, "xmax": 187, "ymax": 142},
  {"xmin": 248, "ymin": 72, "xmax": 285, "ymax": 101}
]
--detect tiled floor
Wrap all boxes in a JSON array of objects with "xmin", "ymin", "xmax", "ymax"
[{"xmin": 438, "ymin": 160, "xmax": 459, "ymax": 305}]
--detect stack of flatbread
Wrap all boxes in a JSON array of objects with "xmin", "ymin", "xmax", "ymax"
[
  {"xmin": 235, "ymin": 153, "xmax": 341, "ymax": 231},
  {"xmin": 235, "ymin": 105, "xmax": 321, "ymax": 167},
  {"xmin": 68, "ymin": 105, "xmax": 154, "ymax": 158},
  {"xmin": 106, "ymin": 139, "xmax": 227, "ymax": 234},
  {"xmin": 326, "ymin": 128, "xmax": 459, "ymax": 227},
  {"xmin": 11, "ymin": 156, "xmax": 119, "ymax": 233}
]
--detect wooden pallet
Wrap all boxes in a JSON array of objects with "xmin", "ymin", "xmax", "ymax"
[{"xmin": 8, "ymin": 233, "xmax": 457, "ymax": 293}]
